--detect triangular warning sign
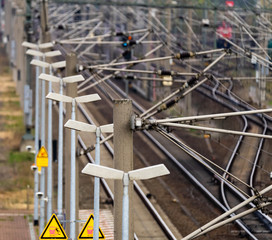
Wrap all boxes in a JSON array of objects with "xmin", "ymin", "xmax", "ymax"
[
  {"xmin": 78, "ymin": 214, "xmax": 105, "ymax": 239},
  {"xmin": 37, "ymin": 146, "xmax": 48, "ymax": 158},
  {"xmin": 40, "ymin": 213, "xmax": 67, "ymax": 240},
  {"xmin": 36, "ymin": 146, "xmax": 48, "ymax": 173}
]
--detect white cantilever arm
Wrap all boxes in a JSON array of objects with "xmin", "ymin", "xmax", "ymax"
[
  {"xmin": 100, "ymin": 124, "xmax": 114, "ymax": 133},
  {"xmin": 65, "ymin": 120, "xmax": 113, "ymax": 133},
  {"xmin": 30, "ymin": 59, "xmax": 50, "ymax": 68},
  {"xmin": 44, "ymin": 50, "xmax": 62, "ymax": 57},
  {"xmin": 63, "ymin": 75, "xmax": 84, "ymax": 83},
  {"xmin": 64, "ymin": 120, "xmax": 97, "ymax": 132},
  {"xmin": 82, "ymin": 164, "xmax": 124, "ymax": 180},
  {"xmin": 128, "ymin": 164, "xmax": 170, "ymax": 180},
  {"xmin": 26, "ymin": 49, "xmax": 44, "ymax": 57},
  {"xmin": 46, "ymin": 92, "xmax": 73, "ymax": 102},
  {"xmin": 52, "ymin": 61, "xmax": 66, "ymax": 69},
  {"xmin": 75, "ymin": 94, "xmax": 101, "ymax": 103},
  {"xmin": 39, "ymin": 73, "xmax": 60, "ymax": 82}
]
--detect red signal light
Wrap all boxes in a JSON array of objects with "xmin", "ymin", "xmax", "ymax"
[{"xmin": 226, "ymin": 1, "xmax": 234, "ymax": 7}]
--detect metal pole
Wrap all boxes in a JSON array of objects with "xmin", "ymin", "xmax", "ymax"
[
  {"xmin": 39, "ymin": 56, "xmax": 46, "ymax": 235},
  {"xmin": 122, "ymin": 173, "xmax": 129, "ymax": 240},
  {"xmin": 90, "ymin": 56, "xmax": 173, "ymax": 69},
  {"xmin": 93, "ymin": 127, "xmax": 101, "ymax": 240},
  {"xmin": 40, "ymin": 0, "xmax": 50, "ymax": 231},
  {"xmin": 47, "ymin": 66, "xmax": 53, "ymax": 221},
  {"xmin": 203, "ymin": 1, "xmax": 207, "ymax": 48},
  {"xmin": 60, "ymin": 40, "xmax": 160, "ymax": 44},
  {"xmin": 70, "ymin": 99, "xmax": 76, "ymax": 240},
  {"xmin": 33, "ymin": 57, "xmax": 40, "ymax": 226},
  {"xmin": 256, "ymin": 62, "xmax": 260, "ymax": 105},
  {"xmin": 159, "ymin": 122, "xmax": 272, "ymax": 139},
  {"xmin": 57, "ymin": 79, "xmax": 64, "ymax": 217},
  {"xmin": 150, "ymin": 108, "xmax": 272, "ymax": 124},
  {"xmin": 186, "ymin": 6, "xmax": 193, "ymax": 116}
]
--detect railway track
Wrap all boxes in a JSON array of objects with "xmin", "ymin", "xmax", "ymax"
[
  {"xmin": 75, "ymin": 68, "xmax": 272, "ymax": 240},
  {"xmin": 53, "ymin": 39, "xmax": 272, "ymax": 240},
  {"xmin": 42, "ymin": 3, "xmax": 272, "ymax": 239},
  {"xmin": 196, "ymin": 79, "xmax": 272, "ymax": 239}
]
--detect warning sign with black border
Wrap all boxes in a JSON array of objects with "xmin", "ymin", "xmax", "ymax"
[
  {"xmin": 40, "ymin": 213, "xmax": 67, "ymax": 239},
  {"xmin": 78, "ymin": 214, "xmax": 105, "ymax": 239}
]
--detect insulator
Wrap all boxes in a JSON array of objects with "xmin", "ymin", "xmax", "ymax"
[
  {"xmin": 114, "ymin": 76, "xmax": 122, "ymax": 80},
  {"xmin": 115, "ymin": 32, "xmax": 124, "ymax": 36},
  {"xmin": 160, "ymin": 70, "xmax": 172, "ymax": 76},
  {"xmin": 129, "ymin": 40, "xmax": 137, "ymax": 46},
  {"xmin": 187, "ymin": 76, "xmax": 198, "ymax": 86},
  {"xmin": 126, "ymin": 75, "xmax": 135, "ymax": 80},
  {"xmin": 165, "ymin": 99, "xmax": 176, "ymax": 109},
  {"xmin": 176, "ymin": 52, "xmax": 195, "ymax": 59}
]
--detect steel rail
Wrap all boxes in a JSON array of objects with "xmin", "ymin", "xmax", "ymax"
[
  {"xmin": 89, "ymin": 52, "xmax": 272, "ymax": 237},
  {"xmin": 53, "ymin": 37, "xmax": 171, "ymax": 240},
  {"xmin": 199, "ymin": 80, "xmax": 272, "ymax": 238},
  {"xmin": 49, "ymin": 4, "xmax": 272, "ymax": 238},
  {"xmin": 76, "ymin": 102, "xmax": 176, "ymax": 240},
  {"xmin": 103, "ymin": 74, "xmax": 263, "ymax": 238},
  {"xmin": 211, "ymin": 79, "xmax": 258, "ymax": 239},
  {"xmin": 56, "ymin": 36, "xmax": 270, "ymax": 240}
]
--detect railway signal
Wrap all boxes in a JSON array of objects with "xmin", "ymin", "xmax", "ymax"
[
  {"xmin": 121, "ymin": 35, "xmax": 136, "ymax": 48},
  {"xmin": 64, "ymin": 120, "xmax": 113, "ymax": 240},
  {"xmin": 46, "ymin": 92, "xmax": 101, "ymax": 240},
  {"xmin": 82, "ymin": 163, "xmax": 170, "ymax": 240}
]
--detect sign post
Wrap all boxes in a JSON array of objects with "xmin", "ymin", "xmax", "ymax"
[{"xmin": 36, "ymin": 146, "xmax": 48, "ymax": 173}]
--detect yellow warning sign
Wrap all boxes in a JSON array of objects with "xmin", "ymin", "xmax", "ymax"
[
  {"xmin": 40, "ymin": 213, "xmax": 67, "ymax": 240},
  {"xmin": 36, "ymin": 146, "xmax": 48, "ymax": 172},
  {"xmin": 78, "ymin": 214, "xmax": 105, "ymax": 239}
]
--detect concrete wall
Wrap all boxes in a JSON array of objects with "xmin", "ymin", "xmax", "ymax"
[{"xmin": 4, "ymin": 0, "xmax": 26, "ymax": 105}]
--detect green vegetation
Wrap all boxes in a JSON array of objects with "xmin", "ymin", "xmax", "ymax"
[
  {"xmin": 1, "ymin": 89, "xmax": 17, "ymax": 98},
  {"xmin": 8, "ymin": 151, "xmax": 34, "ymax": 164},
  {"xmin": 3, "ymin": 115, "xmax": 24, "ymax": 132},
  {"xmin": 27, "ymin": 215, "xmax": 33, "ymax": 222},
  {"xmin": 0, "ymin": 164, "xmax": 34, "ymax": 192},
  {"xmin": 3, "ymin": 99, "xmax": 20, "ymax": 108},
  {"xmin": 0, "ymin": 151, "xmax": 35, "ymax": 192}
]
